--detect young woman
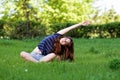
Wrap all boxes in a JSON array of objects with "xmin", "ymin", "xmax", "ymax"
[{"xmin": 20, "ymin": 21, "xmax": 90, "ymax": 63}]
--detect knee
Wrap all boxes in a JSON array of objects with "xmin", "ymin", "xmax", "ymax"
[{"xmin": 20, "ymin": 51, "xmax": 27, "ymax": 58}]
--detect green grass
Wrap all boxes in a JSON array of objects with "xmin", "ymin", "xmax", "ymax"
[{"xmin": 0, "ymin": 38, "xmax": 120, "ymax": 80}]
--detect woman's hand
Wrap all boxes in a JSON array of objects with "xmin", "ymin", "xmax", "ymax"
[{"xmin": 80, "ymin": 21, "xmax": 91, "ymax": 26}]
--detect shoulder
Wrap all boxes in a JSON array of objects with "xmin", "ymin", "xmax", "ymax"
[
  {"xmin": 43, "ymin": 33, "xmax": 62, "ymax": 41},
  {"xmin": 41, "ymin": 33, "xmax": 63, "ymax": 41},
  {"xmin": 54, "ymin": 33, "xmax": 63, "ymax": 36}
]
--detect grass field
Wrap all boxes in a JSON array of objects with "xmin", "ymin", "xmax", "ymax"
[{"xmin": 0, "ymin": 38, "xmax": 120, "ymax": 80}]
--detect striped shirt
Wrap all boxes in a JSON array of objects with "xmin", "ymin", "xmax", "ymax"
[{"xmin": 38, "ymin": 33, "xmax": 62, "ymax": 56}]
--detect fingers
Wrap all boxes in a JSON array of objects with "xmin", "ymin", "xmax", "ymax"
[{"xmin": 82, "ymin": 21, "xmax": 91, "ymax": 26}]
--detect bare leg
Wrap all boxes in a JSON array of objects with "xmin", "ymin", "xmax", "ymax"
[
  {"xmin": 32, "ymin": 47, "xmax": 41, "ymax": 54},
  {"xmin": 20, "ymin": 51, "xmax": 38, "ymax": 63},
  {"xmin": 20, "ymin": 47, "xmax": 56, "ymax": 63}
]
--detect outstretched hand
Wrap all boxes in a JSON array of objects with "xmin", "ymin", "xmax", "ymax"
[{"xmin": 80, "ymin": 21, "xmax": 91, "ymax": 26}]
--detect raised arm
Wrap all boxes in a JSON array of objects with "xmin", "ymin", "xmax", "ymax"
[{"xmin": 57, "ymin": 21, "xmax": 90, "ymax": 35}]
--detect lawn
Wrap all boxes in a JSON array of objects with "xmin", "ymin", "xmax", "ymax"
[{"xmin": 0, "ymin": 38, "xmax": 120, "ymax": 80}]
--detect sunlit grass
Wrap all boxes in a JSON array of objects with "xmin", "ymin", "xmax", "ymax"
[{"xmin": 0, "ymin": 38, "xmax": 120, "ymax": 80}]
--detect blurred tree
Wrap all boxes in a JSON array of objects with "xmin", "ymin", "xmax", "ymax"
[
  {"xmin": 91, "ymin": 6, "xmax": 120, "ymax": 24},
  {"xmin": 1, "ymin": 0, "xmax": 46, "ymax": 39},
  {"xmin": 38, "ymin": 0, "xmax": 95, "ymax": 34},
  {"xmin": 40, "ymin": 0, "xmax": 95, "ymax": 24}
]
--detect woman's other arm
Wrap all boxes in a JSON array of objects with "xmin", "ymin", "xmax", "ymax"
[{"xmin": 39, "ymin": 53, "xmax": 56, "ymax": 62}]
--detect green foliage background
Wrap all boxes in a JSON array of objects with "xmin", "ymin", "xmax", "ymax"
[{"xmin": 0, "ymin": 0, "xmax": 120, "ymax": 39}]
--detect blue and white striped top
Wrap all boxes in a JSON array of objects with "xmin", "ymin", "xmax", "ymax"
[{"xmin": 38, "ymin": 33, "xmax": 62, "ymax": 56}]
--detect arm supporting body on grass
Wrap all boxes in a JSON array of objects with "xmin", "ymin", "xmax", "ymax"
[{"xmin": 39, "ymin": 53, "xmax": 56, "ymax": 62}]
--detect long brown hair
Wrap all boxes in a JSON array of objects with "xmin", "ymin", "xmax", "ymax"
[{"xmin": 54, "ymin": 36, "xmax": 74, "ymax": 61}]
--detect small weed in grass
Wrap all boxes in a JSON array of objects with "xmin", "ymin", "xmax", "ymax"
[
  {"xmin": 89, "ymin": 47, "xmax": 99, "ymax": 54},
  {"xmin": 109, "ymin": 59, "xmax": 120, "ymax": 70}
]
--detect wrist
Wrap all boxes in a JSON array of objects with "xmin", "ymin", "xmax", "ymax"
[{"xmin": 77, "ymin": 23, "xmax": 82, "ymax": 27}]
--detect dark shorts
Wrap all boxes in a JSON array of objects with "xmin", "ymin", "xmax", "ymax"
[{"xmin": 31, "ymin": 52, "xmax": 44, "ymax": 61}]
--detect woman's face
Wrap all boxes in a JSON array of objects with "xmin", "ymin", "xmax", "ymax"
[{"xmin": 59, "ymin": 37, "xmax": 71, "ymax": 46}]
